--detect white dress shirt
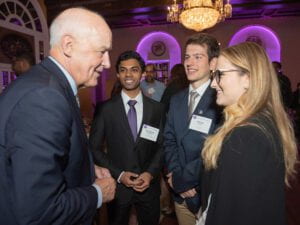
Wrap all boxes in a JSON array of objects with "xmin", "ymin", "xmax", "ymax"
[{"xmin": 121, "ymin": 90, "xmax": 143, "ymax": 132}]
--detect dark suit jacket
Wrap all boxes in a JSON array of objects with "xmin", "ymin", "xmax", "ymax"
[
  {"xmin": 0, "ymin": 58, "xmax": 97, "ymax": 225},
  {"xmin": 201, "ymin": 114, "xmax": 286, "ymax": 225},
  {"xmin": 164, "ymin": 87, "xmax": 221, "ymax": 213},
  {"xmin": 89, "ymin": 94, "xmax": 165, "ymax": 204}
]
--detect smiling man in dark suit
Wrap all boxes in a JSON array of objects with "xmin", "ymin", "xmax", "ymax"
[
  {"xmin": 0, "ymin": 7, "xmax": 115, "ymax": 225},
  {"xmin": 164, "ymin": 33, "xmax": 221, "ymax": 225},
  {"xmin": 89, "ymin": 50, "xmax": 165, "ymax": 225}
]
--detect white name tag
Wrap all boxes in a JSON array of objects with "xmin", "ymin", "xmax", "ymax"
[
  {"xmin": 140, "ymin": 124, "xmax": 159, "ymax": 142},
  {"xmin": 148, "ymin": 87, "xmax": 155, "ymax": 94},
  {"xmin": 189, "ymin": 115, "xmax": 212, "ymax": 134}
]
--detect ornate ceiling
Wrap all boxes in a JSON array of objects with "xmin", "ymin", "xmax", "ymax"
[{"xmin": 44, "ymin": 0, "xmax": 300, "ymax": 29}]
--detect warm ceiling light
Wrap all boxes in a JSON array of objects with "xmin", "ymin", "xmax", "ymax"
[{"xmin": 167, "ymin": 0, "xmax": 232, "ymax": 32}]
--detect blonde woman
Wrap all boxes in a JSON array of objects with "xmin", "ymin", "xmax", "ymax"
[{"xmin": 199, "ymin": 42, "xmax": 298, "ymax": 225}]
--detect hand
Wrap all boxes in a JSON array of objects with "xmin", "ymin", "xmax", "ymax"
[
  {"xmin": 94, "ymin": 177, "xmax": 116, "ymax": 203},
  {"xmin": 120, "ymin": 171, "xmax": 139, "ymax": 188},
  {"xmin": 166, "ymin": 172, "xmax": 173, "ymax": 189},
  {"xmin": 133, "ymin": 172, "xmax": 153, "ymax": 192},
  {"xmin": 95, "ymin": 165, "xmax": 111, "ymax": 179},
  {"xmin": 180, "ymin": 188, "xmax": 197, "ymax": 199}
]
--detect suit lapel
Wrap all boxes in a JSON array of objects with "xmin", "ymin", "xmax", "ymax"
[
  {"xmin": 135, "ymin": 95, "xmax": 152, "ymax": 145},
  {"xmin": 193, "ymin": 87, "xmax": 215, "ymax": 116},
  {"xmin": 176, "ymin": 89, "xmax": 190, "ymax": 139},
  {"xmin": 40, "ymin": 58, "xmax": 88, "ymax": 146}
]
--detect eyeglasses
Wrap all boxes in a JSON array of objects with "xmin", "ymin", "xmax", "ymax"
[{"xmin": 211, "ymin": 69, "xmax": 243, "ymax": 84}]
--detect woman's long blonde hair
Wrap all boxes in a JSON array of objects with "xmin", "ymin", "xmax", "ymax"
[{"xmin": 202, "ymin": 42, "xmax": 298, "ymax": 185}]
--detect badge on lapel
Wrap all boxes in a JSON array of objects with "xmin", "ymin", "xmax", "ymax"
[
  {"xmin": 189, "ymin": 115, "xmax": 212, "ymax": 134},
  {"xmin": 140, "ymin": 124, "xmax": 159, "ymax": 142}
]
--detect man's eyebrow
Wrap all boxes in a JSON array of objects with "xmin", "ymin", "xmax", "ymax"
[{"xmin": 119, "ymin": 66, "xmax": 140, "ymax": 69}]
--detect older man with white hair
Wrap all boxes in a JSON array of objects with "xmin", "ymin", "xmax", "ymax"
[{"xmin": 0, "ymin": 7, "xmax": 116, "ymax": 225}]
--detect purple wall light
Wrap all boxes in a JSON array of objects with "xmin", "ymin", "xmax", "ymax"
[{"xmin": 229, "ymin": 25, "xmax": 281, "ymax": 62}]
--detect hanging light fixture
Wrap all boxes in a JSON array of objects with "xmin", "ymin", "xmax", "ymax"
[{"xmin": 167, "ymin": 0, "xmax": 232, "ymax": 32}]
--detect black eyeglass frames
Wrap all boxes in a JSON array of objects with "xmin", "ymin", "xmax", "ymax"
[{"xmin": 211, "ymin": 69, "xmax": 243, "ymax": 83}]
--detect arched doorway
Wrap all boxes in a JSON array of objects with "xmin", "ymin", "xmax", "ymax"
[
  {"xmin": 229, "ymin": 25, "xmax": 281, "ymax": 62},
  {"xmin": 0, "ymin": 0, "xmax": 49, "ymax": 92},
  {"xmin": 136, "ymin": 31, "xmax": 181, "ymax": 84}
]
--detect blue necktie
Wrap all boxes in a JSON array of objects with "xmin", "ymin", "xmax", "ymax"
[{"xmin": 127, "ymin": 100, "xmax": 137, "ymax": 141}]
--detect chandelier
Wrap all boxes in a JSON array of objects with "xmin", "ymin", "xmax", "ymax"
[{"xmin": 167, "ymin": 0, "xmax": 232, "ymax": 32}]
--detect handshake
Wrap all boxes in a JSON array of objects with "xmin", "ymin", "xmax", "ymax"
[{"xmin": 94, "ymin": 165, "xmax": 116, "ymax": 203}]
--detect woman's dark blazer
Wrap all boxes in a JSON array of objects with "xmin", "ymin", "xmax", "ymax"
[{"xmin": 201, "ymin": 114, "xmax": 286, "ymax": 225}]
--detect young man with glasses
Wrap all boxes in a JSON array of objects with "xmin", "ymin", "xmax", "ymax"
[
  {"xmin": 89, "ymin": 50, "xmax": 165, "ymax": 225},
  {"xmin": 164, "ymin": 33, "xmax": 221, "ymax": 225}
]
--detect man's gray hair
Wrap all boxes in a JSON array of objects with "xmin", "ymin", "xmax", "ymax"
[{"xmin": 49, "ymin": 7, "xmax": 103, "ymax": 48}]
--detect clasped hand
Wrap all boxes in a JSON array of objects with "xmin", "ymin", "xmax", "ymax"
[
  {"xmin": 120, "ymin": 171, "xmax": 153, "ymax": 192},
  {"xmin": 94, "ymin": 165, "xmax": 116, "ymax": 203}
]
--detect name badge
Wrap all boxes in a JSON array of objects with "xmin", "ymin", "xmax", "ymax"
[
  {"xmin": 140, "ymin": 124, "xmax": 159, "ymax": 142},
  {"xmin": 189, "ymin": 115, "xmax": 212, "ymax": 134},
  {"xmin": 148, "ymin": 87, "xmax": 155, "ymax": 94}
]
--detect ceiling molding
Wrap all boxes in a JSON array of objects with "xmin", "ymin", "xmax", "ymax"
[{"xmin": 44, "ymin": 0, "xmax": 300, "ymax": 29}]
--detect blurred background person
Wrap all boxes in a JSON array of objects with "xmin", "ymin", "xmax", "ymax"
[
  {"xmin": 292, "ymin": 82, "xmax": 300, "ymax": 110},
  {"xmin": 200, "ymin": 42, "xmax": 298, "ymax": 225},
  {"xmin": 272, "ymin": 61, "xmax": 293, "ymax": 110},
  {"xmin": 12, "ymin": 52, "xmax": 35, "ymax": 77},
  {"xmin": 161, "ymin": 63, "xmax": 189, "ymax": 112},
  {"xmin": 292, "ymin": 82, "xmax": 300, "ymax": 137},
  {"xmin": 140, "ymin": 63, "xmax": 165, "ymax": 101}
]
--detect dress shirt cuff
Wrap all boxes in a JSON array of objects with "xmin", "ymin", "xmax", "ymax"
[
  {"xmin": 117, "ymin": 171, "xmax": 125, "ymax": 183},
  {"xmin": 92, "ymin": 184, "xmax": 103, "ymax": 208}
]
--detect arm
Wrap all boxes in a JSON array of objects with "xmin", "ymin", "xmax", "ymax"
[
  {"xmin": 171, "ymin": 155, "xmax": 202, "ymax": 193},
  {"xmin": 163, "ymin": 98, "xmax": 182, "ymax": 175},
  {"xmin": 89, "ymin": 105, "xmax": 123, "ymax": 179},
  {"xmin": 6, "ymin": 88, "xmax": 97, "ymax": 225},
  {"xmin": 164, "ymin": 97, "xmax": 204, "ymax": 193}
]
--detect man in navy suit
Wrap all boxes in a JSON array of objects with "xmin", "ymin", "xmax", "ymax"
[
  {"xmin": 0, "ymin": 8, "xmax": 115, "ymax": 225},
  {"xmin": 164, "ymin": 33, "xmax": 221, "ymax": 225},
  {"xmin": 89, "ymin": 51, "xmax": 165, "ymax": 225}
]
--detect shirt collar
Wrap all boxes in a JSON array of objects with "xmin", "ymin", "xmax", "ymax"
[
  {"xmin": 121, "ymin": 90, "xmax": 143, "ymax": 106},
  {"xmin": 48, "ymin": 56, "xmax": 78, "ymax": 96},
  {"xmin": 189, "ymin": 79, "xmax": 211, "ymax": 97}
]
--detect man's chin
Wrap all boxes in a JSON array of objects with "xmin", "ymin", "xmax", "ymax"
[
  {"xmin": 81, "ymin": 80, "xmax": 98, "ymax": 88},
  {"xmin": 124, "ymin": 85, "xmax": 140, "ymax": 91}
]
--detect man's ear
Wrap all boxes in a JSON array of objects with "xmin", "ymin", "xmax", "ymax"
[
  {"xmin": 116, "ymin": 73, "xmax": 120, "ymax": 78},
  {"xmin": 61, "ymin": 35, "xmax": 74, "ymax": 58},
  {"xmin": 209, "ymin": 57, "xmax": 218, "ymax": 71}
]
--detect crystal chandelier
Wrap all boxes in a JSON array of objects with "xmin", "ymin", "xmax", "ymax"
[{"xmin": 167, "ymin": 0, "xmax": 232, "ymax": 32}]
